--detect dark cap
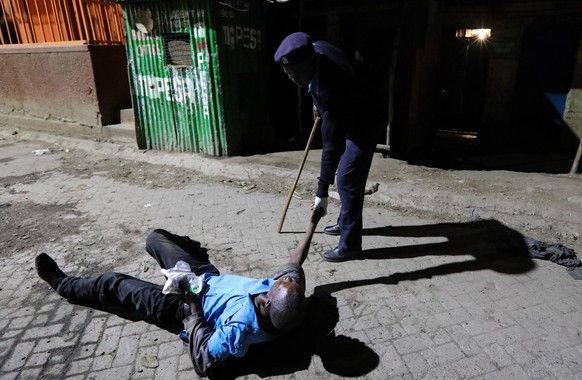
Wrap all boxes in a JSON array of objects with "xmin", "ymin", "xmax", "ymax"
[{"xmin": 274, "ymin": 32, "xmax": 315, "ymax": 66}]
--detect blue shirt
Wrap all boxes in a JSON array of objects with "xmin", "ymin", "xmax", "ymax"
[
  {"xmin": 198, "ymin": 272, "xmax": 275, "ymax": 360},
  {"xmin": 181, "ymin": 263, "xmax": 305, "ymax": 367}
]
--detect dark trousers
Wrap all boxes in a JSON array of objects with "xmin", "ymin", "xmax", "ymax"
[
  {"xmin": 56, "ymin": 229, "xmax": 219, "ymax": 334},
  {"xmin": 336, "ymin": 137, "xmax": 376, "ymax": 252}
]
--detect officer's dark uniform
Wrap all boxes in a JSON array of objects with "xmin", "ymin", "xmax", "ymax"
[{"xmin": 275, "ymin": 33, "xmax": 384, "ymax": 257}]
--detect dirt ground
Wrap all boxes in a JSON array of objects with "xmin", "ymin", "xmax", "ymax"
[
  {"xmin": 229, "ymin": 146, "xmax": 582, "ymax": 252},
  {"xmin": 1, "ymin": 129, "xmax": 581, "ymax": 260}
]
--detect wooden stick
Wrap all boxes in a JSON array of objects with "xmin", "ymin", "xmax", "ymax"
[
  {"xmin": 570, "ymin": 138, "xmax": 582, "ymax": 174},
  {"xmin": 278, "ymin": 117, "xmax": 321, "ymax": 233}
]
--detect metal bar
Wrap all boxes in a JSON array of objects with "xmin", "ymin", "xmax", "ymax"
[
  {"xmin": 88, "ymin": 1, "xmax": 100, "ymax": 41},
  {"xmin": 52, "ymin": 0, "xmax": 66, "ymax": 41},
  {"xmin": 73, "ymin": 0, "xmax": 85, "ymax": 40},
  {"xmin": 108, "ymin": 4, "xmax": 121, "ymax": 43},
  {"xmin": 88, "ymin": 1, "xmax": 99, "ymax": 41},
  {"xmin": 0, "ymin": 1, "xmax": 6, "ymax": 44},
  {"xmin": 117, "ymin": 5, "xmax": 125, "ymax": 42},
  {"xmin": 103, "ymin": 3, "xmax": 113, "ymax": 42},
  {"xmin": 85, "ymin": 1, "xmax": 97, "ymax": 43},
  {"xmin": 102, "ymin": 3, "xmax": 114, "ymax": 42},
  {"xmin": 30, "ymin": 0, "xmax": 46, "ymax": 42},
  {"xmin": 12, "ymin": 3, "xmax": 33, "ymax": 44},
  {"xmin": 75, "ymin": 0, "xmax": 90, "ymax": 41},
  {"xmin": 45, "ymin": 0, "xmax": 59, "ymax": 41},
  {"xmin": 47, "ymin": 0, "xmax": 58, "ymax": 41},
  {"xmin": 95, "ymin": 1, "xmax": 108, "ymax": 42},
  {"xmin": 107, "ymin": 4, "xmax": 123, "ymax": 42},
  {"xmin": 69, "ymin": 0, "xmax": 82, "ymax": 39},
  {"xmin": 1, "ymin": 1, "xmax": 7, "ymax": 43},
  {"xmin": 10, "ymin": 0, "xmax": 23, "ymax": 43},
  {"xmin": 51, "ymin": 0, "xmax": 63, "ymax": 40},
  {"xmin": 61, "ymin": 0, "xmax": 75, "ymax": 40},
  {"xmin": 9, "ymin": 0, "xmax": 22, "ymax": 43},
  {"xmin": 9, "ymin": 0, "xmax": 20, "ymax": 44},
  {"xmin": 95, "ymin": 2, "xmax": 105, "ymax": 42},
  {"xmin": 1, "ymin": 0, "xmax": 125, "ymax": 46},
  {"xmin": 109, "ymin": 4, "xmax": 124, "ymax": 43},
  {"xmin": 36, "ymin": 0, "xmax": 51, "ymax": 42},
  {"xmin": 0, "ymin": 1, "xmax": 9, "ymax": 43},
  {"xmin": 28, "ymin": 0, "xmax": 38, "ymax": 42}
]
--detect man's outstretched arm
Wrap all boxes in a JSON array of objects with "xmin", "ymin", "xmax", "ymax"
[{"xmin": 289, "ymin": 206, "xmax": 325, "ymax": 266}]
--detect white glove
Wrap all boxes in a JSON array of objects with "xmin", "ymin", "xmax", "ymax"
[{"xmin": 313, "ymin": 196, "xmax": 328, "ymax": 217}]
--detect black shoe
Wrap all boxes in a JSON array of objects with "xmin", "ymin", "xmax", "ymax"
[
  {"xmin": 35, "ymin": 253, "xmax": 66, "ymax": 289},
  {"xmin": 322, "ymin": 247, "xmax": 361, "ymax": 262},
  {"xmin": 323, "ymin": 223, "xmax": 341, "ymax": 236}
]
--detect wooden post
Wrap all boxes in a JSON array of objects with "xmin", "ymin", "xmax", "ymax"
[
  {"xmin": 571, "ymin": 138, "xmax": 582, "ymax": 174},
  {"xmin": 278, "ymin": 117, "xmax": 321, "ymax": 233}
]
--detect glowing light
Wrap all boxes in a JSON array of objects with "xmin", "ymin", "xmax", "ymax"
[
  {"xmin": 455, "ymin": 28, "xmax": 492, "ymax": 40},
  {"xmin": 474, "ymin": 29, "xmax": 491, "ymax": 40}
]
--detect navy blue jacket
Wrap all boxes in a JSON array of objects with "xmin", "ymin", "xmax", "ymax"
[{"xmin": 309, "ymin": 41, "xmax": 384, "ymax": 197}]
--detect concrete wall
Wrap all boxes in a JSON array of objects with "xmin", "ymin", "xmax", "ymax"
[{"xmin": 0, "ymin": 43, "xmax": 130, "ymax": 127}]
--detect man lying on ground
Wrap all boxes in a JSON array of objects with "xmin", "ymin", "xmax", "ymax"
[{"xmin": 35, "ymin": 207, "xmax": 323, "ymax": 377}]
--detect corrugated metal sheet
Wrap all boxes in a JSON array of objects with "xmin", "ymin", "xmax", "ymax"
[
  {"xmin": 122, "ymin": 0, "xmax": 268, "ymax": 156},
  {"xmin": 216, "ymin": 0, "xmax": 268, "ymax": 156}
]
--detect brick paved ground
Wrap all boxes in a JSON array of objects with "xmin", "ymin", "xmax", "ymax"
[{"xmin": 1, "ymin": 131, "xmax": 582, "ymax": 379}]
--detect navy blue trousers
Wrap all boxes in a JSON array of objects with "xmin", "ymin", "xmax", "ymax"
[
  {"xmin": 56, "ymin": 229, "xmax": 219, "ymax": 334},
  {"xmin": 336, "ymin": 137, "xmax": 376, "ymax": 252}
]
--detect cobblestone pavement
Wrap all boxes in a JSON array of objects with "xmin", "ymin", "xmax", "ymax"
[{"xmin": 1, "ymin": 130, "xmax": 582, "ymax": 380}]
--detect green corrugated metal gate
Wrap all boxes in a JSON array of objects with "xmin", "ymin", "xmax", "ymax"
[{"xmin": 119, "ymin": 0, "xmax": 269, "ymax": 156}]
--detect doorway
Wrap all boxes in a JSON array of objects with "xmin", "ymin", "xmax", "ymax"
[{"xmin": 434, "ymin": 28, "xmax": 491, "ymax": 141}]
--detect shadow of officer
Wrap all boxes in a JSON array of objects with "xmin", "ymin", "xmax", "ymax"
[{"xmin": 315, "ymin": 219, "xmax": 535, "ymax": 295}]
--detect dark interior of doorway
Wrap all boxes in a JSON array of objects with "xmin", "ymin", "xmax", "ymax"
[
  {"xmin": 433, "ymin": 28, "xmax": 490, "ymax": 142},
  {"xmin": 422, "ymin": 22, "xmax": 581, "ymax": 174}
]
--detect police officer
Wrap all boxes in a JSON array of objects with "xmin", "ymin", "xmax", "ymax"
[{"xmin": 274, "ymin": 32, "xmax": 385, "ymax": 262}]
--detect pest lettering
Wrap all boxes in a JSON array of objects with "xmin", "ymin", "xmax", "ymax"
[{"xmin": 221, "ymin": 25, "xmax": 261, "ymax": 50}]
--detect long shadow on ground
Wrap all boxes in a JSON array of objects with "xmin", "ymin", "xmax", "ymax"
[
  {"xmin": 316, "ymin": 219, "xmax": 535, "ymax": 295},
  {"xmin": 211, "ymin": 219, "xmax": 533, "ymax": 379}
]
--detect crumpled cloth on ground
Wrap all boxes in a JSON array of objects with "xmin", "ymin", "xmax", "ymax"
[{"xmin": 524, "ymin": 236, "xmax": 581, "ymax": 269}]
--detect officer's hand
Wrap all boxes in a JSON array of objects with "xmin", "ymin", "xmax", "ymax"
[
  {"xmin": 313, "ymin": 105, "xmax": 319, "ymax": 121},
  {"xmin": 312, "ymin": 196, "xmax": 327, "ymax": 218}
]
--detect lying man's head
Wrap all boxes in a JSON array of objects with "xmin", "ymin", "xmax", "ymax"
[{"xmin": 255, "ymin": 276, "xmax": 306, "ymax": 332}]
